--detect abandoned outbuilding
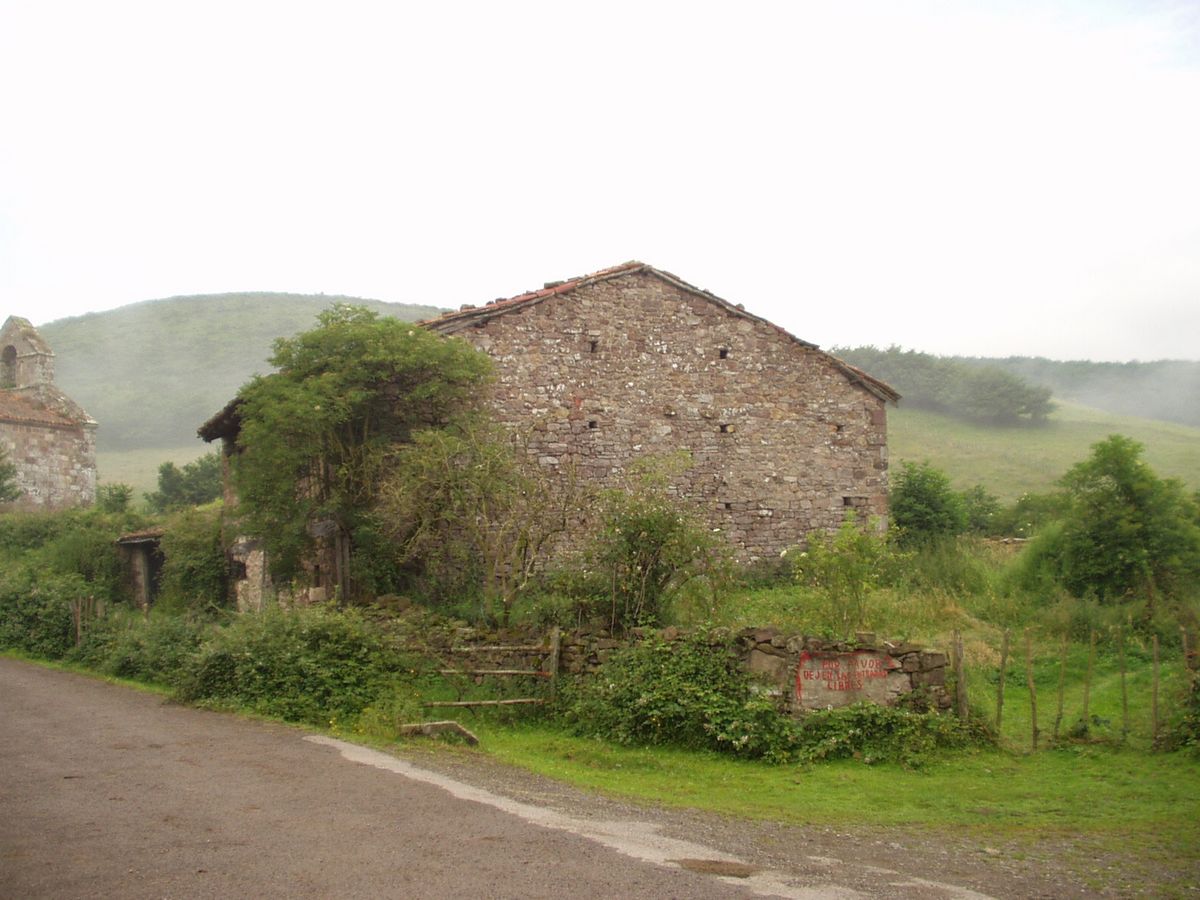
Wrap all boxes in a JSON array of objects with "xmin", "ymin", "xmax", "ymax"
[
  {"xmin": 201, "ymin": 262, "xmax": 898, "ymax": 606},
  {"xmin": 0, "ymin": 315, "xmax": 97, "ymax": 510},
  {"xmin": 423, "ymin": 262, "xmax": 898, "ymax": 553}
]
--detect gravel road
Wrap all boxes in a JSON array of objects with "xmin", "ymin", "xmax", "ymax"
[{"xmin": 0, "ymin": 658, "xmax": 1135, "ymax": 898}]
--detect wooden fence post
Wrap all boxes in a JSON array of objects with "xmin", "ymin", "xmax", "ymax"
[
  {"xmin": 952, "ymin": 630, "xmax": 969, "ymax": 720},
  {"xmin": 1081, "ymin": 629, "xmax": 1097, "ymax": 734},
  {"xmin": 1152, "ymin": 635, "xmax": 1160, "ymax": 745},
  {"xmin": 548, "ymin": 626, "xmax": 561, "ymax": 701},
  {"xmin": 1053, "ymin": 633, "xmax": 1067, "ymax": 743},
  {"xmin": 1117, "ymin": 625, "xmax": 1129, "ymax": 744},
  {"xmin": 1025, "ymin": 628, "xmax": 1038, "ymax": 752},
  {"xmin": 996, "ymin": 629, "xmax": 1010, "ymax": 734}
]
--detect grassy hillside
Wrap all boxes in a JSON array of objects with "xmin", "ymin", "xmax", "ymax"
[
  {"xmin": 889, "ymin": 400, "xmax": 1200, "ymax": 501},
  {"xmin": 41, "ymin": 293, "xmax": 442, "ymax": 452}
]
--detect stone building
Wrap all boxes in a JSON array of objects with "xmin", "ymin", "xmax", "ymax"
[
  {"xmin": 202, "ymin": 262, "xmax": 898, "ymax": 606},
  {"xmin": 0, "ymin": 316, "xmax": 97, "ymax": 510},
  {"xmin": 424, "ymin": 262, "xmax": 898, "ymax": 559}
]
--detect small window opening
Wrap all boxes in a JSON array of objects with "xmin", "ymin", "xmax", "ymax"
[
  {"xmin": 718, "ymin": 347, "xmax": 729, "ymax": 359},
  {"xmin": 588, "ymin": 339, "xmax": 599, "ymax": 353},
  {"xmin": 723, "ymin": 502, "xmax": 733, "ymax": 510},
  {"xmin": 719, "ymin": 423, "xmax": 733, "ymax": 434},
  {"xmin": 587, "ymin": 420, "xmax": 598, "ymax": 429},
  {"xmin": 835, "ymin": 424, "xmax": 845, "ymax": 433}
]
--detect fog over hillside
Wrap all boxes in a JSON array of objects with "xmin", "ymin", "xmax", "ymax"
[
  {"xmin": 957, "ymin": 357, "xmax": 1200, "ymax": 429},
  {"xmin": 31, "ymin": 294, "xmax": 1200, "ymax": 455},
  {"xmin": 40, "ymin": 293, "xmax": 442, "ymax": 451}
]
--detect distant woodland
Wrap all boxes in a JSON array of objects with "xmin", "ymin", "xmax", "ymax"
[
  {"xmin": 35, "ymin": 295, "xmax": 1198, "ymax": 453},
  {"xmin": 836, "ymin": 346, "xmax": 1200, "ymax": 429},
  {"xmin": 41, "ymin": 293, "xmax": 441, "ymax": 451}
]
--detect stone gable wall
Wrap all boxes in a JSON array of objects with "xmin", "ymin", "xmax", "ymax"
[
  {"xmin": 0, "ymin": 420, "xmax": 97, "ymax": 510},
  {"xmin": 446, "ymin": 271, "xmax": 889, "ymax": 559}
]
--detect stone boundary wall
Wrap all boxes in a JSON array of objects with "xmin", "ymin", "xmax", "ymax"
[{"xmin": 416, "ymin": 624, "xmax": 950, "ymax": 715}]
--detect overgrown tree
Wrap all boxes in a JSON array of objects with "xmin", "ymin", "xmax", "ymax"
[
  {"xmin": 588, "ymin": 453, "xmax": 726, "ymax": 629},
  {"xmin": 231, "ymin": 305, "xmax": 492, "ymax": 599},
  {"xmin": 372, "ymin": 415, "xmax": 580, "ymax": 621},
  {"xmin": 1050, "ymin": 435, "xmax": 1200, "ymax": 607}
]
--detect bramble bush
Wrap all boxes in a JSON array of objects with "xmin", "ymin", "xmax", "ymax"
[
  {"xmin": 560, "ymin": 632, "xmax": 799, "ymax": 762},
  {"xmin": 176, "ymin": 604, "xmax": 409, "ymax": 725},
  {"xmin": 71, "ymin": 608, "xmax": 211, "ymax": 686},
  {"xmin": 157, "ymin": 505, "xmax": 229, "ymax": 612},
  {"xmin": 793, "ymin": 701, "xmax": 982, "ymax": 767},
  {"xmin": 0, "ymin": 569, "xmax": 87, "ymax": 659}
]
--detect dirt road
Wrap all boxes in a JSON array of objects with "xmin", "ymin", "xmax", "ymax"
[{"xmin": 0, "ymin": 658, "xmax": 1106, "ymax": 898}]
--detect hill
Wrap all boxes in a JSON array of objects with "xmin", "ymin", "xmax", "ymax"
[{"xmin": 40, "ymin": 293, "xmax": 442, "ymax": 452}]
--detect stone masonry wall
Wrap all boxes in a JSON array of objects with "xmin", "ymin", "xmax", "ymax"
[
  {"xmin": 0, "ymin": 420, "xmax": 97, "ymax": 510},
  {"xmin": 443, "ymin": 270, "xmax": 889, "ymax": 560},
  {"xmin": 423, "ymin": 625, "xmax": 950, "ymax": 715}
]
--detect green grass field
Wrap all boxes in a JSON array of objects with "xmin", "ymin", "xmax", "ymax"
[{"xmin": 890, "ymin": 401, "xmax": 1200, "ymax": 501}]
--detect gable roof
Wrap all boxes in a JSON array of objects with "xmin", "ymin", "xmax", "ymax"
[{"xmin": 422, "ymin": 261, "xmax": 900, "ymax": 404}]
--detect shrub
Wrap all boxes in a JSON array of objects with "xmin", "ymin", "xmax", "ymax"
[
  {"xmin": 157, "ymin": 505, "xmax": 228, "ymax": 612},
  {"xmin": 890, "ymin": 461, "xmax": 967, "ymax": 545},
  {"xmin": 791, "ymin": 515, "xmax": 906, "ymax": 637},
  {"xmin": 587, "ymin": 454, "xmax": 728, "ymax": 629},
  {"xmin": 95, "ymin": 483, "xmax": 135, "ymax": 513},
  {"xmin": 176, "ymin": 605, "xmax": 405, "ymax": 725},
  {"xmin": 794, "ymin": 702, "xmax": 981, "ymax": 767},
  {"xmin": 71, "ymin": 608, "xmax": 210, "ymax": 686},
  {"xmin": 0, "ymin": 569, "xmax": 89, "ymax": 659},
  {"xmin": 560, "ymin": 632, "xmax": 799, "ymax": 762}
]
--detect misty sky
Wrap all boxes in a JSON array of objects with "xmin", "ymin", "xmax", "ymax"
[{"xmin": 2, "ymin": 1, "xmax": 1198, "ymax": 362}]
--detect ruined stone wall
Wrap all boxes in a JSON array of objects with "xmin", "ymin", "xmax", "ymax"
[
  {"xmin": 447, "ymin": 271, "xmax": 889, "ymax": 559},
  {"xmin": 0, "ymin": 420, "xmax": 97, "ymax": 510},
  {"xmin": 423, "ymin": 624, "xmax": 949, "ymax": 715}
]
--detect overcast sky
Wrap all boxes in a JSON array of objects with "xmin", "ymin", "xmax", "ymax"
[{"xmin": 2, "ymin": 1, "xmax": 1198, "ymax": 362}]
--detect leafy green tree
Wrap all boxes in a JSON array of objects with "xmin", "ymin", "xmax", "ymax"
[
  {"xmin": 231, "ymin": 305, "xmax": 492, "ymax": 597},
  {"xmin": 0, "ymin": 447, "xmax": 21, "ymax": 503},
  {"xmin": 1050, "ymin": 435, "xmax": 1200, "ymax": 606},
  {"xmin": 373, "ymin": 415, "xmax": 578, "ymax": 621},
  {"xmin": 832, "ymin": 346, "xmax": 1054, "ymax": 425},
  {"xmin": 145, "ymin": 452, "xmax": 222, "ymax": 512},
  {"xmin": 889, "ymin": 461, "xmax": 967, "ymax": 545}
]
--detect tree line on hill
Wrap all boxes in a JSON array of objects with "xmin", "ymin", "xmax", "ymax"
[
  {"xmin": 960, "ymin": 356, "xmax": 1200, "ymax": 429},
  {"xmin": 836, "ymin": 345, "xmax": 1200, "ymax": 429},
  {"xmin": 834, "ymin": 346, "xmax": 1055, "ymax": 425}
]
